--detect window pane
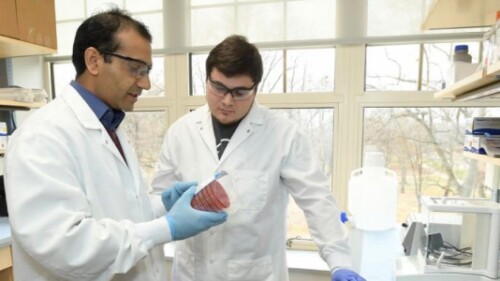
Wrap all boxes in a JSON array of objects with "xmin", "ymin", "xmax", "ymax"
[
  {"xmin": 55, "ymin": 0, "xmax": 85, "ymax": 21},
  {"xmin": 286, "ymin": 0, "xmax": 335, "ymax": 40},
  {"xmin": 260, "ymin": 50, "xmax": 284, "ymax": 93},
  {"xmin": 363, "ymin": 107, "xmax": 499, "ymax": 224},
  {"xmin": 52, "ymin": 63, "xmax": 76, "ymax": 97},
  {"xmin": 422, "ymin": 42, "xmax": 481, "ymax": 91},
  {"xmin": 86, "ymin": 0, "xmax": 124, "ymax": 15},
  {"xmin": 365, "ymin": 44, "xmax": 420, "ymax": 91},
  {"xmin": 191, "ymin": 6, "xmax": 235, "ymax": 46},
  {"xmin": 190, "ymin": 54, "xmax": 208, "ymax": 96},
  {"xmin": 237, "ymin": 2, "xmax": 284, "ymax": 42},
  {"xmin": 121, "ymin": 111, "xmax": 168, "ymax": 181},
  {"xmin": 367, "ymin": 0, "xmax": 425, "ymax": 37},
  {"xmin": 286, "ymin": 48, "xmax": 335, "ymax": 93},
  {"xmin": 191, "ymin": 0, "xmax": 233, "ymax": 6},
  {"xmin": 133, "ymin": 13, "xmax": 164, "ymax": 49},
  {"xmin": 55, "ymin": 22, "xmax": 81, "ymax": 56},
  {"xmin": 142, "ymin": 56, "xmax": 165, "ymax": 97},
  {"xmin": 273, "ymin": 108, "xmax": 334, "ymax": 240},
  {"xmin": 125, "ymin": 0, "xmax": 162, "ymax": 12}
]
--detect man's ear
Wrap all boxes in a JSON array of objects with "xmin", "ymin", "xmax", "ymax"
[{"xmin": 84, "ymin": 47, "xmax": 101, "ymax": 76}]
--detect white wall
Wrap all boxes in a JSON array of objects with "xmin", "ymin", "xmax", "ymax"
[{"xmin": 11, "ymin": 56, "xmax": 45, "ymax": 124}]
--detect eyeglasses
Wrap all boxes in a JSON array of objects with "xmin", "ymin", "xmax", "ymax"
[
  {"xmin": 99, "ymin": 50, "xmax": 152, "ymax": 78},
  {"xmin": 207, "ymin": 77, "xmax": 256, "ymax": 101}
]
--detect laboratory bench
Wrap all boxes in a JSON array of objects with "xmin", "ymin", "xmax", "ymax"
[
  {"xmin": 164, "ymin": 225, "xmax": 500, "ymax": 281},
  {"xmin": 0, "ymin": 217, "xmax": 497, "ymax": 281},
  {"xmin": 0, "ymin": 217, "xmax": 13, "ymax": 281}
]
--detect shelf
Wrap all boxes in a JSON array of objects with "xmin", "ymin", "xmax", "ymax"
[
  {"xmin": 0, "ymin": 100, "xmax": 45, "ymax": 110},
  {"xmin": 464, "ymin": 151, "xmax": 500, "ymax": 166},
  {"xmin": 434, "ymin": 61, "xmax": 500, "ymax": 100},
  {"xmin": 0, "ymin": 35, "xmax": 56, "ymax": 59}
]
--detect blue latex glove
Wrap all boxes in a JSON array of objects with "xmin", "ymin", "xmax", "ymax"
[
  {"xmin": 165, "ymin": 185, "xmax": 228, "ymax": 240},
  {"xmin": 161, "ymin": 181, "xmax": 197, "ymax": 211},
  {"xmin": 332, "ymin": 269, "xmax": 366, "ymax": 281}
]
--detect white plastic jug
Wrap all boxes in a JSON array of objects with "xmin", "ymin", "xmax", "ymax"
[{"xmin": 348, "ymin": 167, "xmax": 398, "ymax": 231}]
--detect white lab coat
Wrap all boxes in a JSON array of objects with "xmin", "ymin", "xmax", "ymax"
[
  {"xmin": 152, "ymin": 103, "xmax": 353, "ymax": 281},
  {"xmin": 4, "ymin": 85, "xmax": 171, "ymax": 281}
]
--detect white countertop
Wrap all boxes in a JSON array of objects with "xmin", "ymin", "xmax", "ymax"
[{"xmin": 0, "ymin": 217, "xmax": 11, "ymax": 248}]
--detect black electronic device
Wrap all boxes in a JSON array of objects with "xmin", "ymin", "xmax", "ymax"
[{"xmin": 0, "ymin": 175, "xmax": 8, "ymax": 217}]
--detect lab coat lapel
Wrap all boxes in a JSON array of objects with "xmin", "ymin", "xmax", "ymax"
[
  {"xmin": 196, "ymin": 106, "xmax": 220, "ymax": 163},
  {"xmin": 219, "ymin": 102, "xmax": 263, "ymax": 163},
  {"xmin": 60, "ymin": 86, "xmax": 131, "ymax": 167}
]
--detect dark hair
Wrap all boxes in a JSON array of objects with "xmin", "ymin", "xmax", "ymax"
[
  {"xmin": 205, "ymin": 35, "xmax": 263, "ymax": 85},
  {"xmin": 72, "ymin": 8, "xmax": 152, "ymax": 77}
]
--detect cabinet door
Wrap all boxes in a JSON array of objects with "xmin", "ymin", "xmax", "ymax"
[
  {"xmin": 0, "ymin": 0, "xmax": 18, "ymax": 39},
  {"xmin": 0, "ymin": 245, "xmax": 12, "ymax": 270}
]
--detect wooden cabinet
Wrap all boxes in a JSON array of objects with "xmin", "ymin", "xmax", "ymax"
[
  {"xmin": 0, "ymin": 246, "xmax": 13, "ymax": 281},
  {"xmin": 0, "ymin": 0, "xmax": 57, "ymax": 58}
]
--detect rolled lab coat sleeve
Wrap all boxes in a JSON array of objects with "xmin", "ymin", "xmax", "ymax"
[
  {"xmin": 280, "ymin": 128, "xmax": 353, "ymax": 272},
  {"xmin": 5, "ymin": 126, "xmax": 171, "ymax": 280}
]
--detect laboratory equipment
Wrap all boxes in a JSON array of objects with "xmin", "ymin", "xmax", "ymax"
[
  {"xmin": 348, "ymin": 152, "xmax": 398, "ymax": 231},
  {"xmin": 421, "ymin": 196, "xmax": 500, "ymax": 279},
  {"xmin": 192, "ymin": 170, "xmax": 239, "ymax": 213}
]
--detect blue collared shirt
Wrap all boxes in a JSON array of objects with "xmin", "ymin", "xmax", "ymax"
[{"xmin": 70, "ymin": 80, "xmax": 125, "ymax": 130}]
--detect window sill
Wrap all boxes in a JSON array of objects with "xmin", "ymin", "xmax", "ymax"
[{"xmin": 163, "ymin": 243, "xmax": 329, "ymax": 273}]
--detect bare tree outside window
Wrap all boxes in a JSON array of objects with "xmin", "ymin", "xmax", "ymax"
[
  {"xmin": 121, "ymin": 111, "xmax": 169, "ymax": 182},
  {"xmin": 365, "ymin": 42, "xmax": 492, "ymax": 223},
  {"xmin": 364, "ymin": 107, "xmax": 498, "ymax": 222}
]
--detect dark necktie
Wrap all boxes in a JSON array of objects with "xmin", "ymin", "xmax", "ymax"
[{"xmin": 107, "ymin": 128, "xmax": 127, "ymax": 164}]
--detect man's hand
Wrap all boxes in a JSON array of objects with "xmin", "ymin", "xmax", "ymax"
[
  {"xmin": 165, "ymin": 185, "xmax": 228, "ymax": 240},
  {"xmin": 161, "ymin": 181, "xmax": 197, "ymax": 211},
  {"xmin": 332, "ymin": 269, "xmax": 366, "ymax": 281}
]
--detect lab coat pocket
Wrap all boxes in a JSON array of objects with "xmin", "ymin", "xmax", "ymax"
[
  {"xmin": 233, "ymin": 170, "xmax": 268, "ymax": 211},
  {"xmin": 172, "ymin": 249, "xmax": 194, "ymax": 280},
  {"xmin": 227, "ymin": 256, "xmax": 274, "ymax": 281}
]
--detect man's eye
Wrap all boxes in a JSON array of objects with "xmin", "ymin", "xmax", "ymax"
[
  {"xmin": 235, "ymin": 89, "xmax": 251, "ymax": 97},
  {"xmin": 233, "ymin": 90, "xmax": 245, "ymax": 97},
  {"xmin": 129, "ymin": 64, "xmax": 141, "ymax": 72},
  {"xmin": 214, "ymin": 85, "xmax": 227, "ymax": 92}
]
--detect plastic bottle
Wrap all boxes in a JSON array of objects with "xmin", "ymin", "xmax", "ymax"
[
  {"xmin": 347, "ymin": 152, "xmax": 398, "ymax": 231},
  {"xmin": 453, "ymin": 45, "xmax": 472, "ymax": 63}
]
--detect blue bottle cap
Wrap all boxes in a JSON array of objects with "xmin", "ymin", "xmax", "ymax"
[
  {"xmin": 454, "ymin": 45, "xmax": 468, "ymax": 52},
  {"xmin": 340, "ymin": 211, "xmax": 349, "ymax": 223}
]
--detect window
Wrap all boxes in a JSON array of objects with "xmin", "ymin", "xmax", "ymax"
[
  {"xmin": 121, "ymin": 111, "xmax": 168, "ymax": 181},
  {"xmin": 366, "ymin": 42, "xmax": 481, "ymax": 91},
  {"xmin": 363, "ymin": 40, "xmax": 490, "ymax": 227},
  {"xmin": 274, "ymin": 108, "xmax": 334, "ymax": 240},
  {"xmin": 363, "ymin": 107, "xmax": 499, "ymax": 222},
  {"xmin": 191, "ymin": 48, "xmax": 335, "ymax": 95}
]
